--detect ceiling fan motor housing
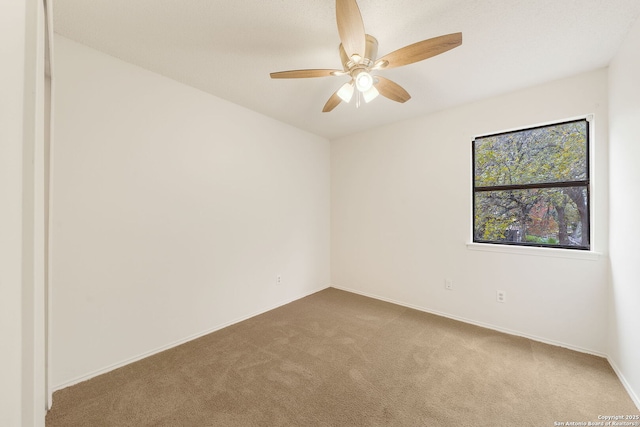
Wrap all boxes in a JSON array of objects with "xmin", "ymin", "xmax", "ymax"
[
  {"xmin": 339, "ymin": 34, "xmax": 378, "ymax": 70},
  {"xmin": 270, "ymin": 0, "xmax": 462, "ymax": 112}
]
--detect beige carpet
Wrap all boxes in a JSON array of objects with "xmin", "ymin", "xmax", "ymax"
[{"xmin": 47, "ymin": 288, "xmax": 638, "ymax": 426}]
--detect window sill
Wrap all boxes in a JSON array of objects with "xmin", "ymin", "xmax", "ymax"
[{"xmin": 466, "ymin": 242, "xmax": 602, "ymax": 261}]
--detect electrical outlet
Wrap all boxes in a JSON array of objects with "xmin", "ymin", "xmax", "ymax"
[
  {"xmin": 445, "ymin": 279, "xmax": 453, "ymax": 290},
  {"xmin": 276, "ymin": 275, "xmax": 282, "ymax": 286},
  {"xmin": 496, "ymin": 290, "xmax": 506, "ymax": 303}
]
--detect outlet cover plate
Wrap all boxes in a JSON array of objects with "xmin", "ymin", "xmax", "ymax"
[{"xmin": 496, "ymin": 290, "xmax": 506, "ymax": 303}]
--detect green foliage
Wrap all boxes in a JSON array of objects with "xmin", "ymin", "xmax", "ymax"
[
  {"xmin": 474, "ymin": 120, "xmax": 588, "ymax": 247},
  {"xmin": 481, "ymin": 217, "xmax": 511, "ymax": 241},
  {"xmin": 475, "ymin": 122, "xmax": 587, "ymax": 187},
  {"xmin": 525, "ymin": 235, "xmax": 559, "ymax": 245}
]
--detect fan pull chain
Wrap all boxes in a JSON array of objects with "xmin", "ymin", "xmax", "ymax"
[{"xmin": 356, "ymin": 91, "xmax": 361, "ymax": 108}]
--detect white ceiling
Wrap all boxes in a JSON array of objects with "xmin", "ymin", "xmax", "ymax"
[{"xmin": 54, "ymin": 0, "xmax": 640, "ymax": 140}]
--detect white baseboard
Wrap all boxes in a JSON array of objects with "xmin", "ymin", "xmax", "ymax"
[
  {"xmin": 331, "ymin": 285, "xmax": 640, "ymax": 410},
  {"xmin": 608, "ymin": 357, "xmax": 640, "ymax": 411},
  {"xmin": 52, "ymin": 285, "xmax": 330, "ymax": 393},
  {"xmin": 52, "ymin": 284, "xmax": 639, "ymax": 413},
  {"xmin": 330, "ymin": 284, "xmax": 607, "ymax": 358}
]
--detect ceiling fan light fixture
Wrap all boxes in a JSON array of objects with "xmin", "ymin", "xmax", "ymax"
[
  {"xmin": 354, "ymin": 70, "xmax": 373, "ymax": 92},
  {"xmin": 337, "ymin": 81, "xmax": 355, "ymax": 103},
  {"xmin": 362, "ymin": 85, "xmax": 379, "ymax": 103},
  {"xmin": 270, "ymin": 0, "xmax": 462, "ymax": 113}
]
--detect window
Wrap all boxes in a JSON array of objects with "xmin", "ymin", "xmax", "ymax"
[{"xmin": 473, "ymin": 119, "xmax": 590, "ymax": 250}]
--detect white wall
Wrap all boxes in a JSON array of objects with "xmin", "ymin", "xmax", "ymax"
[
  {"xmin": 1, "ymin": 1, "xmax": 47, "ymax": 425},
  {"xmin": 608, "ymin": 16, "xmax": 640, "ymax": 408},
  {"xmin": 332, "ymin": 69, "xmax": 609, "ymax": 354},
  {"xmin": 0, "ymin": 2, "xmax": 28, "ymax": 425},
  {"xmin": 51, "ymin": 36, "xmax": 330, "ymax": 388}
]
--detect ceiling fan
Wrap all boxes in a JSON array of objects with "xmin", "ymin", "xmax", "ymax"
[{"xmin": 270, "ymin": 0, "xmax": 462, "ymax": 112}]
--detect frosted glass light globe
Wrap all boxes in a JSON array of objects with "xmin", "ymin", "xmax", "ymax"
[
  {"xmin": 337, "ymin": 82, "xmax": 355, "ymax": 103},
  {"xmin": 355, "ymin": 71, "xmax": 373, "ymax": 92}
]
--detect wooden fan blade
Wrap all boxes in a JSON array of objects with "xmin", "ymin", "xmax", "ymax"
[
  {"xmin": 374, "ymin": 76, "xmax": 411, "ymax": 103},
  {"xmin": 270, "ymin": 69, "xmax": 343, "ymax": 79},
  {"xmin": 322, "ymin": 90, "xmax": 342, "ymax": 113},
  {"xmin": 336, "ymin": 0, "xmax": 366, "ymax": 59},
  {"xmin": 376, "ymin": 32, "xmax": 462, "ymax": 69}
]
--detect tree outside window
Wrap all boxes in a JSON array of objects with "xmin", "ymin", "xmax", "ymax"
[{"xmin": 473, "ymin": 119, "xmax": 590, "ymax": 250}]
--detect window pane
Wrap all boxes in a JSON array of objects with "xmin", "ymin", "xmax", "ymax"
[
  {"xmin": 474, "ymin": 187, "xmax": 589, "ymax": 248},
  {"xmin": 474, "ymin": 121, "xmax": 587, "ymax": 187}
]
